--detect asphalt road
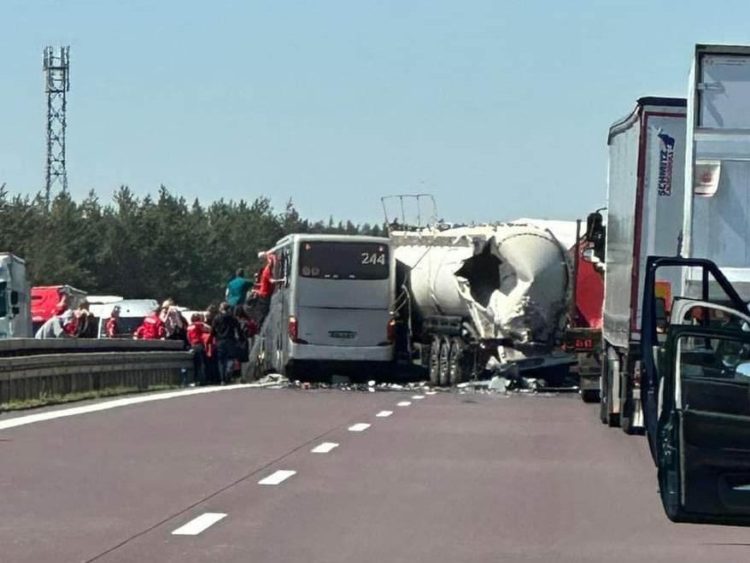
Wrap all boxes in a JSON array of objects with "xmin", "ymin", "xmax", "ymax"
[{"xmin": 1, "ymin": 387, "xmax": 750, "ymax": 562}]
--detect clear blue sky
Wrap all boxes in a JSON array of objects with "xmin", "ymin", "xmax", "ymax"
[{"xmin": 0, "ymin": 0, "xmax": 748, "ymax": 225}]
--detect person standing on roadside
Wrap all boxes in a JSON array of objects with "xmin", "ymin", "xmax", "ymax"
[
  {"xmin": 160, "ymin": 298, "xmax": 188, "ymax": 344},
  {"xmin": 187, "ymin": 313, "xmax": 211, "ymax": 386},
  {"xmin": 211, "ymin": 302, "xmax": 241, "ymax": 385},
  {"xmin": 225, "ymin": 268, "xmax": 252, "ymax": 308},
  {"xmin": 133, "ymin": 307, "xmax": 166, "ymax": 340},
  {"xmin": 105, "ymin": 305, "xmax": 121, "ymax": 338}
]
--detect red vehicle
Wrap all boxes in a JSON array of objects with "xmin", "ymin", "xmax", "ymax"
[
  {"xmin": 564, "ymin": 218, "xmax": 604, "ymax": 403},
  {"xmin": 31, "ymin": 285, "xmax": 87, "ymax": 332}
]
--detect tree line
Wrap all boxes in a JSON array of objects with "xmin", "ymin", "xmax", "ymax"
[{"xmin": 0, "ymin": 185, "xmax": 386, "ymax": 307}]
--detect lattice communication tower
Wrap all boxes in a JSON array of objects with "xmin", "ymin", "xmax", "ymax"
[{"xmin": 43, "ymin": 46, "xmax": 70, "ymax": 205}]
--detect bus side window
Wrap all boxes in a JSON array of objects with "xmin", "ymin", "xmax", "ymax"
[{"xmin": 283, "ymin": 251, "xmax": 291, "ymax": 284}]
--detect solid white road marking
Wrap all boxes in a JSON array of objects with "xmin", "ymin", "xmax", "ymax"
[
  {"xmin": 311, "ymin": 442, "xmax": 339, "ymax": 453},
  {"xmin": 258, "ymin": 470, "xmax": 297, "ymax": 485},
  {"xmin": 412, "ymin": 395, "xmax": 425, "ymax": 400},
  {"xmin": 0, "ymin": 384, "xmax": 255, "ymax": 432},
  {"xmin": 375, "ymin": 410, "xmax": 393, "ymax": 417},
  {"xmin": 172, "ymin": 513, "xmax": 227, "ymax": 536},
  {"xmin": 348, "ymin": 423, "xmax": 371, "ymax": 432},
  {"xmin": 397, "ymin": 401, "xmax": 412, "ymax": 407}
]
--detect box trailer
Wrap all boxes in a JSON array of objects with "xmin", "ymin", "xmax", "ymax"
[
  {"xmin": 587, "ymin": 97, "xmax": 687, "ymax": 432},
  {"xmin": 681, "ymin": 44, "xmax": 750, "ymax": 301}
]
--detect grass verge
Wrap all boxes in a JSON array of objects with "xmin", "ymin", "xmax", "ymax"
[{"xmin": 0, "ymin": 384, "xmax": 178, "ymax": 412}]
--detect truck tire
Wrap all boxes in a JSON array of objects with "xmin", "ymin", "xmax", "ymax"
[
  {"xmin": 599, "ymin": 354, "xmax": 609, "ymax": 424},
  {"xmin": 448, "ymin": 337, "xmax": 465, "ymax": 385},
  {"xmin": 429, "ymin": 337, "xmax": 441, "ymax": 385},
  {"xmin": 438, "ymin": 337, "xmax": 451, "ymax": 386},
  {"xmin": 620, "ymin": 371, "xmax": 635, "ymax": 434},
  {"xmin": 603, "ymin": 348, "xmax": 620, "ymax": 428},
  {"xmin": 581, "ymin": 389, "xmax": 600, "ymax": 403}
]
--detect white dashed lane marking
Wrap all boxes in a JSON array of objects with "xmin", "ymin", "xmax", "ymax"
[
  {"xmin": 412, "ymin": 395, "xmax": 425, "ymax": 400},
  {"xmin": 172, "ymin": 513, "xmax": 227, "ymax": 536},
  {"xmin": 258, "ymin": 470, "xmax": 297, "ymax": 485},
  {"xmin": 425, "ymin": 391, "xmax": 438, "ymax": 396},
  {"xmin": 376, "ymin": 410, "xmax": 393, "ymax": 418},
  {"xmin": 311, "ymin": 442, "xmax": 339, "ymax": 453},
  {"xmin": 397, "ymin": 401, "xmax": 412, "ymax": 407},
  {"xmin": 348, "ymin": 423, "xmax": 371, "ymax": 432}
]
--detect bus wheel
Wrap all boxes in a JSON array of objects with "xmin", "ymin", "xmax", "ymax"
[
  {"xmin": 448, "ymin": 338, "xmax": 465, "ymax": 385},
  {"xmin": 438, "ymin": 337, "xmax": 451, "ymax": 386},
  {"xmin": 428, "ymin": 337, "xmax": 441, "ymax": 385}
]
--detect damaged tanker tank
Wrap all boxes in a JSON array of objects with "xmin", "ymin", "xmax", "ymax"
[{"xmin": 391, "ymin": 223, "xmax": 573, "ymax": 386}]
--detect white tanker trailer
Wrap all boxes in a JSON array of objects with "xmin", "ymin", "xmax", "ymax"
[{"xmin": 391, "ymin": 223, "xmax": 573, "ymax": 385}]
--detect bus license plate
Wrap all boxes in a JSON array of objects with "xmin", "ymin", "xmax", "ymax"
[{"xmin": 329, "ymin": 330, "xmax": 356, "ymax": 339}]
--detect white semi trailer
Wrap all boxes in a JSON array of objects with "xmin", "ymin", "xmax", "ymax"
[
  {"xmin": 586, "ymin": 97, "xmax": 687, "ymax": 433},
  {"xmin": 391, "ymin": 223, "xmax": 572, "ymax": 385},
  {"xmin": 0, "ymin": 253, "xmax": 32, "ymax": 338},
  {"xmin": 681, "ymin": 44, "xmax": 750, "ymax": 301}
]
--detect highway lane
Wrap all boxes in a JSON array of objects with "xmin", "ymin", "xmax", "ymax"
[
  {"xmin": 0, "ymin": 387, "xmax": 403, "ymax": 563},
  {"xmin": 2, "ymin": 388, "xmax": 750, "ymax": 562}
]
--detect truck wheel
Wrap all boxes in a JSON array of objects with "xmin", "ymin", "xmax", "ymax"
[
  {"xmin": 620, "ymin": 374, "xmax": 635, "ymax": 434},
  {"xmin": 438, "ymin": 337, "xmax": 451, "ymax": 386},
  {"xmin": 599, "ymin": 355, "xmax": 609, "ymax": 424},
  {"xmin": 603, "ymin": 349, "xmax": 620, "ymax": 427},
  {"xmin": 581, "ymin": 389, "xmax": 600, "ymax": 403},
  {"xmin": 428, "ymin": 337, "xmax": 441, "ymax": 385},
  {"xmin": 448, "ymin": 338, "xmax": 465, "ymax": 385}
]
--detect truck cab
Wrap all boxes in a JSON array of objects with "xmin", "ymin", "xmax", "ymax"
[{"xmin": 0, "ymin": 253, "xmax": 32, "ymax": 338}]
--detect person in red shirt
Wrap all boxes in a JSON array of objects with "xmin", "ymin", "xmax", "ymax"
[
  {"xmin": 105, "ymin": 306, "xmax": 121, "ymax": 338},
  {"xmin": 54, "ymin": 291, "xmax": 71, "ymax": 316},
  {"xmin": 133, "ymin": 308, "xmax": 166, "ymax": 340},
  {"xmin": 187, "ymin": 313, "xmax": 210, "ymax": 386},
  {"xmin": 250, "ymin": 252, "xmax": 279, "ymax": 326}
]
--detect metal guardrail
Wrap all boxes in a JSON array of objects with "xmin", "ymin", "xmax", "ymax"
[
  {"xmin": 0, "ymin": 347, "xmax": 193, "ymax": 407},
  {"xmin": 0, "ymin": 338, "xmax": 186, "ymax": 357}
]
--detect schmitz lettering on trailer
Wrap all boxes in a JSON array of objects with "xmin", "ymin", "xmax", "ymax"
[{"xmin": 657, "ymin": 131, "xmax": 675, "ymax": 196}]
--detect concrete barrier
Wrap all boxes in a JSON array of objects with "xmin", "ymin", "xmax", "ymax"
[{"xmin": 0, "ymin": 350, "xmax": 193, "ymax": 407}]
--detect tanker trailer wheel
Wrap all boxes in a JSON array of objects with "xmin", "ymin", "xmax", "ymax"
[
  {"xmin": 429, "ymin": 337, "xmax": 442, "ymax": 386},
  {"xmin": 438, "ymin": 337, "xmax": 451, "ymax": 387},
  {"xmin": 448, "ymin": 338, "xmax": 466, "ymax": 385}
]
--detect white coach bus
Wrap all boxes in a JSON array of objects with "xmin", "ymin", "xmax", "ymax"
[{"xmin": 255, "ymin": 234, "xmax": 395, "ymax": 377}]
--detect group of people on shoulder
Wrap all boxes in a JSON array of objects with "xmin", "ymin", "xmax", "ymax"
[
  {"xmin": 132, "ymin": 299, "xmax": 187, "ymax": 341},
  {"xmin": 35, "ymin": 293, "xmax": 98, "ymax": 339}
]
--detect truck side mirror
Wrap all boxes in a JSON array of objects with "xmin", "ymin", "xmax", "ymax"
[
  {"xmin": 585, "ymin": 211, "xmax": 604, "ymax": 241},
  {"xmin": 10, "ymin": 290, "xmax": 18, "ymax": 306}
]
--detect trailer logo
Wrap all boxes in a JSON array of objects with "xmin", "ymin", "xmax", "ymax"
[{"xmin": 657, "ymin": 131, "xmax": 675, "ymax": 196}]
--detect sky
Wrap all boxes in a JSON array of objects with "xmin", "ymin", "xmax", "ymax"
[{"xmin": 1, "ymin": 0, "xmax": 749, "ymax": 225}]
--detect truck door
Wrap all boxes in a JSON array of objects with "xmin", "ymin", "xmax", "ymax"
[
  {"xmin": 658, "ymin": 324, "xmax": 750, "ymax": 525},
  {"xmin": 642, "ymin": 256, "xmax": 750, "ymax": 524}
]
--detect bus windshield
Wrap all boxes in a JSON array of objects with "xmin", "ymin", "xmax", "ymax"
[{"xmin": 299, "ymin": 241, "xmax": 389, "ymax": 280}]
